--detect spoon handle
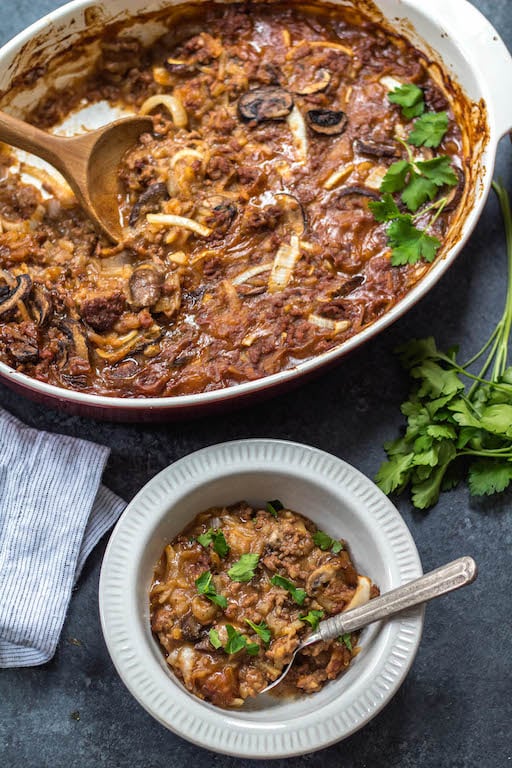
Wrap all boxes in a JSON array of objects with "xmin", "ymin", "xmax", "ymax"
[
  {"xmin": 0, "ymin": 109, "xmax": 66, "ymax": 168},
  {"xmin": 315, "ymin": 556, "xmax": 477, "ymax": 642}
]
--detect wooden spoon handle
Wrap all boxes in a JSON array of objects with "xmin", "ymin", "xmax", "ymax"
[
  {"xmin": 0, "ymin": 109, "xmax": 67, "ymax": 168},
  {"xmin": 316, "ymin": 556, "xmax": 477, "ymax": 641}
]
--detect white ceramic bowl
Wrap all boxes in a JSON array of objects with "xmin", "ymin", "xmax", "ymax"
[
  {"xmin": 0, "ymin": 0, "xmax": 511, "ymax": 420},
  {"xmin": 99, "ymin": 439, "xmax": 424, "ymax": 757}
]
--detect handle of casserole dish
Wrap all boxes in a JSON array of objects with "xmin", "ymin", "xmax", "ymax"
[{"xmin": 406, "ymin": 0, "xmax": 512, "ymax": 138}]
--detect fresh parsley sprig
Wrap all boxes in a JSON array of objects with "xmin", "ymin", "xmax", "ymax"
[
  {"xmin": 195, "ymin": 570, "xmax": 228, "ymax": 609},
  {"xmin": 369, "ymin": 136, "xmax": 457, "ymax": 266},
  {"xmin": 376, "ymin": 181, "xmax": 512, "ymax": 508},
  {"xmin": 299, "ymin": 609, "xmax": 324, "ymax": 630},
  {"xmin": 387, "ymin": 83, "xmax": 449, "ymax": 147},
  {"xmin": 266, "ymin": 499, "xmax": 284, "ymax": 518},
  {"xmin": 244, "ymin": 619, "xmax": 271, "ymax": 645},
  {"xmin": 380, "ymin": 140, "xmax": 458, "ymax": 213},
  {"xmin": 209, "ymin": 625, "xmax": 259, "ymax": 655},
  {"xmin": 313, "ymin": 530, "xmax": 343, "ymax": 554},
  {"xmin": 388, "ymin": 83, "xmax": 425, "ymax": 119},
  {"xmin": 339, "ymin": 633, "xmax": 353, "ymax": 651},
  {"xmin": 270, "ymin": 574, "xmax": 307, "ymax": 605},
  {"xmin": 227, "ymin": 553, "xmax": 260, "ymax": 582},
  {"xmin": 408, "ymin": 111, "xmax": 449, "ymax": 148},
  {"xmin": 197, "ymin": 528, "xmax": 230, "ymax": 558}
]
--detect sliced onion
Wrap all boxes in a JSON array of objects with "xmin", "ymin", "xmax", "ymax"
[
  {"xmin": 146, "ymin": 213, "xmax": 212, "ymax": 237},
  {"xmin": 309, "ymin": 41, "xmax": 353, "ymax": 56},
  {"xmin": 168, "ymin": 251, "xmax": 188, "ymax": 265},
  {"xmin": 170, "ymin": 148, "xmax": 205, "ymax": 169},
  {"xmin": 308, "ymin": 314, "xmax": 351, "ymax": 333},
  {"xmin": 275, "ymin": 192, "xmax": 306, "ymax": 236},
  {"xmin": 268, "ymin": 235, "xmax": 301, "ymax": 293},
  {"xmin": 323, "ymin": 163, "xmax": 355, "ymax": 191},
  {"xmin": 343, "ymin": 576, "xmax": 371, "ymax": 611},
  {"xmin": 140, "ymin": 95, "xmax": 188, "ymax": 128},
  {"xmin": 363, "ymin": 165, "xmax": 388, "ymax": 190},
  {"xmin": 287, "ymin": 106, "xmax": 308, "ymax": 164},
  {"xmin": 379, "ymin": 75, "xmax": 403, "ymax": 92},
  {"xmin": 232, "ymin": 263, "xmax": 273, "ymax": 286}
]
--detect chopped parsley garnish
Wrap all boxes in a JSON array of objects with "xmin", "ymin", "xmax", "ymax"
[
  {"xmin": 209, "ymin": 628, "xmax": 223, "ymax": 649},
  {"xmin": 376, "ymin": 182, "xmax": 512, "ymax": 509},
  {"xmin": 339, "ymin": 632, "xmax": 353, "ymax": 652},
  {"xmin": 388, "ymin": 83, "xmax": 425, "ymax": 119},
  {"xmin": 380, "ymin": 153, "xmax": 458, "ymax": 214},
  {"xmin": 368, "ymin": 137, "xmax": 457, "ymax": 266},
  {"xmin": 407, "ymin": 111, "xmax": 449, "ymax": 148},
  {"xmin": 386, "ymin": 216, "xmax": 441, "ymax": 266},
  {"xmin": 195, "ymin": 570, "xmax": 228, "ymax": 609},
  {"xmin": 227, "ymin": 553, "xmax": 260, "ymax": 582},
  {"xmin": 299, "ymin": 609, "xmax": 324, "ymax": 631},
  {"xmin": 225, "ymin": 625, "xmax": 259, "ymax": 656},
  {"xmin": 244, "ymin": 619, "xmax": 271, "ymax": 645},
  {"xmin": 367, "ymin": 83, "xmax": 457, "ymax": 267},
  {"xmin": 313, "ymin": 530, "xmax": 343, "ymax": 554},
  {"xmin": 209, "ymin": 625, "xmax": 259, "ymax": 655},
  {"xmin": 270, "ymin": 574, "xmax": 307, "ymax": 605},
  {"xmin": 197, "ymin": 528, "xmax": 230, "ymax": 558},
  {"xmin": 265, "ymin": 499, "xmax": 284, "ymax": 518}
]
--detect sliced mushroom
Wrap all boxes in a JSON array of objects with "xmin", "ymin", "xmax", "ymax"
[
  {"xmin": 343, "ymin": 575, "xmax": 371, "ymax": 611},
  {"xmin": 153, "ymin": 272, "xmax": 181, "ymax": 318},
  {"xmin": 306, "ymin": 109, "xmax": 348, "ymax": 136},
  {"xmin": 59, "ymin": 320, "xmax": 90, "ymax": 363},
  {"xmin": 354, "ymin": 138, "xmax": 399, "ymax": 158},
  {"xmin": 335, "ymin": 185, "xmax": 381, "ymax": 201},
  {"xmin": 129, "ymin": 182, "xmax": 170, "ymax": 227},
  {"xmin": 331, "ymin": 274, "xmax": 365, "ymax": 297},
  {"xmin": 10, "ymin": 340, "xmax": 39, "ymax": 364},
  {"xmin": 129, "ymin": 264, "xmax": 164, "ymax": 308},
  {"xmin": 306, "ymin": 563, "xmax": 338, "ymax": 595},
  {"xmin": 0, "ymin": 273, "xmax": 32, "ymax": 316},
  {"xmin": 238, "ymin": 87, "xmax": 294, "ymax": 122},
  {"xmin": 29, "ymin": 283, "xmax": 52, "ymax": 326},
  {"xmin": 294, "ymin": 68, "xmax": 331, "ymax": 95}
]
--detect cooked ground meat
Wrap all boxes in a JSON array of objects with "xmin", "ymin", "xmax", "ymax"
[
  {"xmin": 149, "ymin": 502, "xmax": 379, "ymax": 709},
  {"xmin": 0, "ymin": 2, "xmax": 466, "ymax": 398},
  {"xmin": 80, "ymin": 291, "xmax": 127, "ymax": 332}
]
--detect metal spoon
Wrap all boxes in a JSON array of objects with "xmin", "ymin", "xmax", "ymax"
[
  {"xmin": 0, "ymin": 109, "xmax": 153, "ymax": 242},
  {"xmin": 260, "ymin": 555, "xmax": 477, "ymax": 694}
]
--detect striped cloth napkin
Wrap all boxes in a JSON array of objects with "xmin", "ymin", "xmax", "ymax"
[{"xmin": 0, "ymin": 408, "xmax": 126, "ymax": 667}]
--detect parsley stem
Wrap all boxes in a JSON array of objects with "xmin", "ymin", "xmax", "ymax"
[
  {"xmin": 395, "ymin": 135, "xmax": 415, "ymax": 165},
  {"xmin": 462, "ymin": 323, "xmax": 500, "ymax": 369},
  {"xmin": 425, "ymin": 197, "xmax": 447, "ymax": 232},
  {"xmin": 466, "ymin": 181, "xmax": 512, "ymax": 397},
  {"xmin": 413, "ymin": 196, "xmax": 448, "ymax": 222}
]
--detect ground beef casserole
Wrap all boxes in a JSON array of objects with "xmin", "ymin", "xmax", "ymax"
[
  {"xmin": 0, "ymin": 2, "xmax": 465, "ymax": 397},
  {"xmin": 150, "ymin": 501, "xmax": 378, "ymax": 708}
]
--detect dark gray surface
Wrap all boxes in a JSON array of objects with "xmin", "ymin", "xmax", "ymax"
[{"xmin": 1, "ymin": 1, "xmax": 512, "ymax": 766}]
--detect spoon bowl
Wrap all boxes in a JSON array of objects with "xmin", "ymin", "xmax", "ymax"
[
  {"xmin": 0, "ymin": 110, "xmax": 153, "ymax": 242},
  {"xmin": 260, "ymin": 555, "xmax": 477, "ymax": 694}
]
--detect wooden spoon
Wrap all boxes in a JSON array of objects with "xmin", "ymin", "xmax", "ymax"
[{"xmin": 0, "ymin": 110, "xmax": 153, "ymax": 242}]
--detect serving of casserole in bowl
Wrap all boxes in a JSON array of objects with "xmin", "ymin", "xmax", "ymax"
[
  {"xmin": 99, "ymin": 439, "xmax": 424, "ymax": 756},
  {"xmin": 0, "ymin": 0, "xmax": 510, "ymax": 419}
]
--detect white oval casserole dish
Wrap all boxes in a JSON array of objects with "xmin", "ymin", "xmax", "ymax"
[{"xmin": 0, "ymin": 0, "xmax": 510, "ymax": 420}]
